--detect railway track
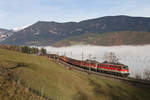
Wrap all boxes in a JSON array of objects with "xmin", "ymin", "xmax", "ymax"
[{"xmin": 50, "ymin": 58, "xmax": 150, "ymax": 88}]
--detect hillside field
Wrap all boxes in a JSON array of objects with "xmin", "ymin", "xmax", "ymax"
[{"xmin": 0, "ymin": 49, "xmax": 150, "ymax": 100}]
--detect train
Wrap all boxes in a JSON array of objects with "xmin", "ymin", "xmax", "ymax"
[{"xmin": 47, "ymin": 54, "xmax": 129, "ymax": 77}]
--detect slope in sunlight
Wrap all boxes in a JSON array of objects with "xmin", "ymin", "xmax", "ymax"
[{"xmin": 0, "ymin": 49, "xmax": 150, "ymax": 100}]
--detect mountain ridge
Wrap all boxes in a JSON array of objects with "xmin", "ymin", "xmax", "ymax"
[{"xmin": 1, "ymin": 15, "xmax": 150, "ymax": 46}]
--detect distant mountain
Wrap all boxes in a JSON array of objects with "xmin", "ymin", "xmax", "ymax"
[
  {"xmin": 12, "ymin": 24, "xmax": 32, "ymax": 32},
  {"xmin": 0, "ymin": 28, "xmax": 14, "ymax": 42},
  {"xmin": 53, "ymin": 31, "xmax": 150, "ymax": 47},
  {"xmin": 1, "ymin": 15, "xmax": 150, "ymax": 46}
]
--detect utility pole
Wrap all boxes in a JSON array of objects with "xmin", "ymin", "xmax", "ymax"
[
  {"xmin": 64, "ymin": 51, "xmax": 66, "ymax": 57},
  {"xmin": 89, "ymin": 54, "xmax": 92, "ymax": 71},
  {"xmin": 82, "ymin": 52, "xmax": 84, "ymax": 66},
  {"xmin": 71, "ymin": 51, "xmax": 72, "ymax": 58},
  {"xmin": 57, "ymin": 52, "xmax": 59, "ymax": 62}
]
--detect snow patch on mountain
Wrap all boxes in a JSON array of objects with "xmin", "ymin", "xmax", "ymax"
[{"xmin": 12, "ymin": 24, "xmax": 31, "ymax": 32}]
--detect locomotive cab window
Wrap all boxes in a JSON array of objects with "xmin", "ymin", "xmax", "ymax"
[{"xmin": 122, "ymin": 66, "xmax": 128, "ymax": 69}]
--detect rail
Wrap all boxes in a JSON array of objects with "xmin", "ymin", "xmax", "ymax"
[{"xmin": 49, "ymin": 58, "xmax": 150, "ymax": 88}]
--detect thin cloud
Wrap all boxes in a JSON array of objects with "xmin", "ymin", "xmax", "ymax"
[{"xmin": 0, "ymin": 0, "xmax": 150, "ymax": 29}]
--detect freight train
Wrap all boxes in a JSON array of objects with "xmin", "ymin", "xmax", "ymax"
[{"xmin": 48, "ymin": 54, "xmax": 129, "ymax": 77}]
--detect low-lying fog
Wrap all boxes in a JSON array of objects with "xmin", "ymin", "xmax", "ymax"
[{"xmin": 38, "ymin": 45, "xmax": 150, "ymax": 79}]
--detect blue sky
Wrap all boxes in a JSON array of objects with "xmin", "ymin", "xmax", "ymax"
[{"xmin": 0, "ymin": 0, "xmax": 150, "ymax": 29}]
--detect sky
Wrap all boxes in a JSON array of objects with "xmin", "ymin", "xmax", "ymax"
[{"xmin": 0, "ymin": 0, "xmax": 150, "ymax": 29}]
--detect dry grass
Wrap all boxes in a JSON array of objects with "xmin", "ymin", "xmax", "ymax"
[{"xmin": 0, "ymin": 49, "xmax": 150, "ymax": 100}]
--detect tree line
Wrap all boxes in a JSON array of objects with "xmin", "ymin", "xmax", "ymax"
[
  {"xmin": 21, "ymin": 46, "xmax": 47, "ymax": 55},
  {"xmin": 0, "ymin": 44, "xmax": 47, "ymax": 55}
]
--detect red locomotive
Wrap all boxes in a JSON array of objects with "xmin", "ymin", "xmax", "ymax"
[
  {"xmin": 48, "ymin": 54, "xmax": 129, "ymax": 77},
  {"xmin": 97, "ymin": 62, "xmax": 129, "ymax": 77}
]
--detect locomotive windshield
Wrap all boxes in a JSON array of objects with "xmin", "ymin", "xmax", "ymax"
[{"xmin": 122, "ymin": 66, "xmax": 128, "ymax": 69}]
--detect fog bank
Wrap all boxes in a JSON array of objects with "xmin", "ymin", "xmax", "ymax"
[{"xmin": 39, "ymin": 45, "xmax": 150, "ymax": 78}]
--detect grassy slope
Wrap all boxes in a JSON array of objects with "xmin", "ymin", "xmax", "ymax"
[
  {"xmin": 0, "ymin": 72, "xmax": 46, "ymax": 100},
  {"xmin": 0, "ymin": 49, "xmax": 150, "ymax": 100},
  {"xmin": 53, "ymin": 31, "xmax": 150, "ymax": 47}
]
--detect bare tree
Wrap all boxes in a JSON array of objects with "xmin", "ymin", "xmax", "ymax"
[
  {"xmin": 144, "ymin": 69, "xmax": 150, "ymax": 80},
  {"xmin": 103, "ymin": 52, "xmax": 120, "ymax": 63}
]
